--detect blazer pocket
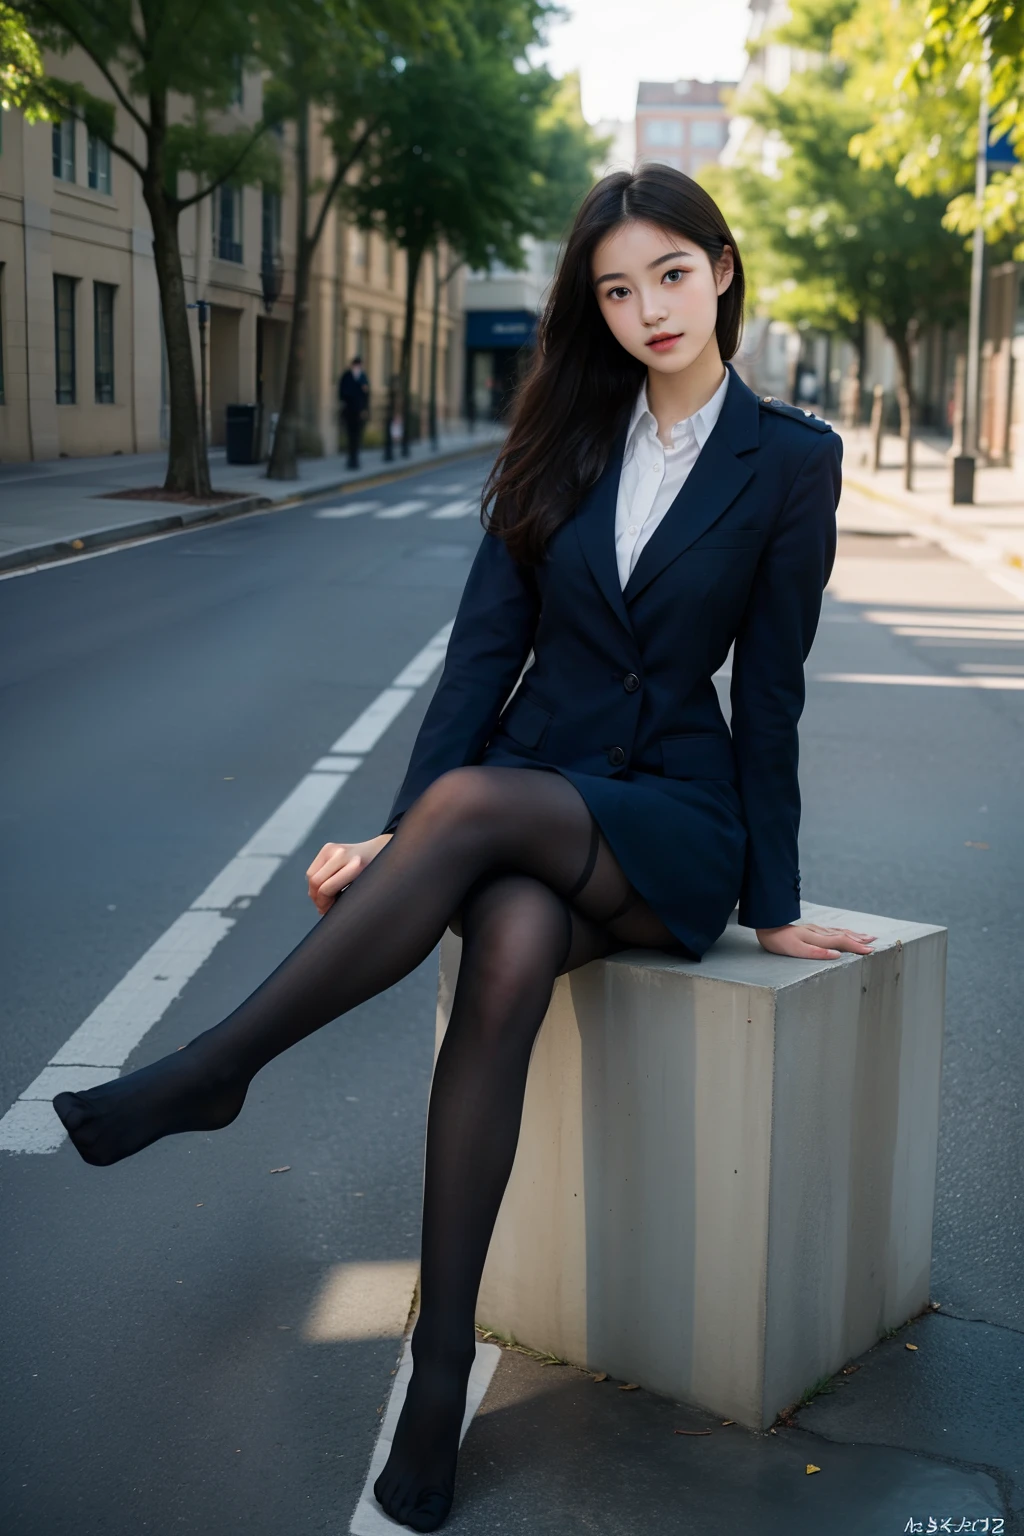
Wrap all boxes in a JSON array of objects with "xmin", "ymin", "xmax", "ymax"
[
  {"xmin": 661, "ymin": 733, "xmax": 736, "ymax": 780},
  {"xmin": 692, "ymin": 529, "xmax": 763, "ymax": 549},
  {"xmin": 500, "ymin": 692, "xmax": 553, "ymax": 750}
]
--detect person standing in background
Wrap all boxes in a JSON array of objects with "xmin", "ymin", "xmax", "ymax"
[{"xmin": 339, "ymin": 356, "xmax": 370, "ymax": 469}]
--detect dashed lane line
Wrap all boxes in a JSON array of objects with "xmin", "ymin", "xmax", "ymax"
[
  {"xmin": 0, "ymin": 621, "xmax": 454, "ymax": 1155},
  {"xmin": 374, "ymin": 500, "xmax": 429, "ymax": 520},
  {"xmin": 427, "ymin": 499, "xmax": 477, "ymax": 520},
  {"xmin": 313, "ymin": 502, "xmax": 381, "ymax": 519}
]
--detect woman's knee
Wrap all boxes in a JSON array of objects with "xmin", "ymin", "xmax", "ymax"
[
  {"xmin": 460, "ymin": 873, "xmax": 569, "ymax": 982},
  {"xmin": 414, "ymin": 766, "xmax": 508, "ymax": 835}
]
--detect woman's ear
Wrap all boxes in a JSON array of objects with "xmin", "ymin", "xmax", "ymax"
[{"xmin": 715, "ymin": 244, "xmax": 735, "ymax": 296}]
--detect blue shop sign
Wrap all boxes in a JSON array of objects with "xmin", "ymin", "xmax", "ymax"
[
  {"xmin": 466, "ymin": 310, "xmax": 538, "ymax": 349},
  {"xmin": 987, "ymin": 131, "xmax": 1019, "ymax": 166}
]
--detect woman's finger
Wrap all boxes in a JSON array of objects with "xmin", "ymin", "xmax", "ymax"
[
  {"xmin": 306, "ymin": 843, "xmax": 344, "ymax": 880},
  {"xmin": 317, "ymin": 855, "xmax": 363, "ymax": 899}
]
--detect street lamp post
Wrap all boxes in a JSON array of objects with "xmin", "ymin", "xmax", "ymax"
[
  {"xmin": 952, "ymin": 32, "xmax": 992, "ymax": 505},
  {"xmin": 187, "ymin": 298, "xmax": 210, "ymax": 479}
]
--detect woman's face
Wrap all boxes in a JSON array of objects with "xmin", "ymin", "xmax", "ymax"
[{"xmin": 590, "ymin": 219, "xmax": 733, "ymax": 375}]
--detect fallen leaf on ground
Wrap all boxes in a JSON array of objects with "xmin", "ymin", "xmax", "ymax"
[
  {"xmin": 592, "ymin": 1372, "xmax": 608, "ymax": 1382},
  {"xmin": 269, "ymin": 1166, "xmax": 291, "ymax": 1174},
  {"xmin": 619, "ymin": 1383, "xmax": 639, "ymax": 1391},
  {"xmin": 720, "ymin": 1420, "xmax": 735, "ymax": 1426},
  {"xmin": 841, "ymin": 1364, "xmax": 860, "ymax": 1375},
  {"xmin": 905, "ymin": 1343, "xmax": 918, "ymax": 1351},
  {"xmin": 196, "ymin": 1202, "xmax": 204, "ymax": 1207},
  {"xmin": 806, "ymin": 1463, "xmax": 821, "ymax": 1475},
  {"xmin": 673, "ymin": 1429, "xmax": 711, "ymax": 1436}
]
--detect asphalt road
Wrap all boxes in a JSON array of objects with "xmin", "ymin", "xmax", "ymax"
[{"xmin": 1, "ymin": 457, "xmax": 1021, "ymax": 1534}]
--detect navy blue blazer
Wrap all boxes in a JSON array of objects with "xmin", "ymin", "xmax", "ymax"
[{"xmin": 384, "ymin": 362, "xmax": 841, "ymax": 952}]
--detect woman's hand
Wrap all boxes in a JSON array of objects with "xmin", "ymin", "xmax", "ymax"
[
  {"xmin": 756, "ymin": 922, "xmax": 876, "ymax": 960},
  {"xmin": 306, "ymin": 833, "xmax": 393, "ymax": 915}
]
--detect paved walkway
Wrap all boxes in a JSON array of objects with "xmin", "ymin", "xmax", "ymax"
[
  {"xmin": 0, "ymin": 425, "xmax": 504, "ymax": 572},
  {"xmin": 838, "ymin": 425, "xmax": 1024, "ymax": 603}
]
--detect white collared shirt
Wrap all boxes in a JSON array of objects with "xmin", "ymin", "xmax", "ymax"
[{"xmin": 614, "ymin": 368, "xmax": 731, "ymax": 590}]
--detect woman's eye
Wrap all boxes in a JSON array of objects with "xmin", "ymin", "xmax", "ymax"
[
  {"xmin": 606, "ymin": 286, "xmax": 630, "ymax": 300},
  {"xmin": 663, "ymin": 268, "xmax": 685, "ymax": 284}
]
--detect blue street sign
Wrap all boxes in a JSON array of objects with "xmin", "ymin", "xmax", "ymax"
[{"xmin": 987, "ymin": 130, "xmax": 1019, "ymax": 166}]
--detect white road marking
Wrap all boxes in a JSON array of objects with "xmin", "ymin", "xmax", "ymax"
[
  {"xmin": 330, "ymin": 690, "xmax": 413, "ymax": 753},
  {"xmin": 816, "ymin": 672, "xmax": 1024, "ymax": 689},
  {"xmin": 427, "ymin": 499, "xmax": 476, "ymax": 520},
  {"xmin": 314, "ymin": 502, "xmax": 381, "ymax": 519},
  {"xmin": 428, "ymin": 482, "xmax": 468, "ymax": 494},
  {"xmin": 374, "ymin": 499, "xmax": 429, "ymax": 520},
  {"xmin": 349, "ymin": 1339, "xmax": 501, "ymax": 1535},
  {"xmin": 0, "ymin": 620, "xmax": 454, "ymax": 1153}
]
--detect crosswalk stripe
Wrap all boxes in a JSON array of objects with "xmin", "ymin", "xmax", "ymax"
[
  {"xmin": 314, "ymin": 502, "xmax": 380, "ymax": 519},
  {"xmin": 428, "ymin": 499, "xmax": 477, "ymax": 520},
  {"xmin": 375, "ymin": 500, "xmax": 429, "ymax": 520}
]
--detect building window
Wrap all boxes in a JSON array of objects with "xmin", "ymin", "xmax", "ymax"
[
  {"xmin": 645, "ymin": 119, "xmax": 683, "ymax": 147},
  {"xmin": 53, "ymin": 275, "xmax": 76, "ymax": 403},
  {"xmin": 214, "ymin": 184, "xmax": 243, "ymax": 262},
  {"xmin": 87, "ymin": 133, "xmax": 112, "ymax": 193},
  {"xmin": 691, "ymin": 120, "xmax": 723, "ymax": 148},
  {"xmin": 52, "ymin": 119, "xmax": 75, "ymax": 181},
  {"xmin": 0, "ymin": 265, "xmax": 5, "ymax": 405},
  {"xmin": 384, "ymin": 241, "xmax": 395, "ymax": 286},
  {"xmin": 94, "ymin": 282, "xmax": 115, "ymax": 403},
  {"xmin": 261, "ymin": 187, "xmax": 281, "ymax": 265}
]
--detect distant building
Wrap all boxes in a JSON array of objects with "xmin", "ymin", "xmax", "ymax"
[
  {"xmin": 635, "ymin": 81, "xmax": 735, "ymax": 179},
  {"xmin": 462, "ymin": 239, "xmax": 558, "ymax": 422},
  {"xmin": 0, "ymin": 67, "xmax": 463, "ymax": 463}
]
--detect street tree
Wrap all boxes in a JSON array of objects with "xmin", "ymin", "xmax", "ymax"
[
  {"xmin": 2, "ymin": 0, "xmax": 279, "ymax": 495},
  {"xmin": 263, "ymin": 0, "xmax": 445, "ymax": 481},
  {"xmin": 709, "ymin": 0, "xmax": 969, "ymax": 486},
  {"xmin": 835, "ymin": 0, "xmax": 1024, "ymax": 255},
  {"xmin": 347, "ymin": 4, "xmax": 603, "ymax": 454}
]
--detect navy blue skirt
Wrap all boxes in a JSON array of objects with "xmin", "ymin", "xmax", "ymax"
[{"xmin": 479, "ymin": 742, "xmax": 748, "ymax": 960}]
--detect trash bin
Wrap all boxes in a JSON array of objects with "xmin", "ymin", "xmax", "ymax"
[{"xmin": 224, "ymin": 403, "xmax": 257, "ymax": 464}]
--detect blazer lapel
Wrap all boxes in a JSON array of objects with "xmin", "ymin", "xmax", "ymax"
[
  {"xmin": 622, "ymin": 362, "xmax": 760, "ymax": 605},
  {"xmin": 574, "ymin": 424, "xmax": 634, "ymax": 636}
]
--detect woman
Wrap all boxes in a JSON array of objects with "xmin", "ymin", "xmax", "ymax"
[{"xmin": 54, "ymin": 166, "xmax": 874, "ymax": 1533}]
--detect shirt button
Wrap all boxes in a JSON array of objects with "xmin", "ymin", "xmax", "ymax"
[
  {"xmin": 627, "ymin": 525, "xmax": 637, "ymax": 536},
  {"xmin": 623, "ymin": 673, "xmax": 640, "ymax": 693},
  {"xmin": 608, "ymin": 746, "xmax": 626, "ymax": 767}
]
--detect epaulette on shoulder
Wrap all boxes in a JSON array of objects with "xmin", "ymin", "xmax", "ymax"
[{"xmin": 758, "ymin": 396, "xmax": 832, "ymax": 433}]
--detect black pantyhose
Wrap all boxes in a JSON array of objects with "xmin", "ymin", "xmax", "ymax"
[{"xmin": 53, "ymin": 765, "xmax": 682, "ymax": 1530}]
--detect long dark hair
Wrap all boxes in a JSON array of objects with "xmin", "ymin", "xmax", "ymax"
[{"xmin": 482, "ymin": 165, "xmax": 745, "ymax": 564}]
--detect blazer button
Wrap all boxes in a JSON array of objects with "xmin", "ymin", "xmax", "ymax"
[
  {"xmin": 608, "ymin": 746, "xmax": 626, "ymax": 767},
  {"xmin": 623, "ymin": 672, "xmax": 640, "ymax": 693}
]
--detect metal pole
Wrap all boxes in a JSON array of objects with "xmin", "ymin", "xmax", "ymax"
[
  {"xmin": 952, "ymin": 33, "xmax": 991, "ymax": 504},
  {"xmin": 198, "ymin": 300, "xmax": 209, "ymax": 472}
]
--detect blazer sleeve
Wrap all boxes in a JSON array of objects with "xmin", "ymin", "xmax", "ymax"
[
  {"xmin": 381, "ymin": 530, "xmax": 540, "ymax": 833},
  {"xmin": 730, "ymin": 429, "xmax": 841, "ymax": 929}
]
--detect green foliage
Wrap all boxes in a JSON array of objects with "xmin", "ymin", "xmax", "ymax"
[
  {"xmin": 710, "ymin": 0, "xmax": 970, "ymax": 352},
  {"xmin": 836, "ymin": 0, "xmax": 1024, "ymax": 254},
  {"xmin": 0, "ymin": 2, "xmax": 47, "ymax": 114}
]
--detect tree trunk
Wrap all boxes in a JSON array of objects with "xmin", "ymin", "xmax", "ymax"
[
  {"xmin": 400, "ymin": 244, "xmax": 424, "ymax": 457},
  {"xmin": 144, "ymin": 178, "xmax": 210, "ymax": 497},
  {"xmin": 892, "ymin": 328, "xmax": 916, "ymax": 492},
  {"xmin": 268, "ymin": 104, "xmax": 311, "ymax": 481},
  {"xmin": 428, "ymin": 247, "xmax": 440, "ymax": 451}
]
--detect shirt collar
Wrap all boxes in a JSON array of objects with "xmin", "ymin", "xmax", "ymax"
[{"xmin": 625, "ymin": 367, "xmax": 730, "ymax": 456}]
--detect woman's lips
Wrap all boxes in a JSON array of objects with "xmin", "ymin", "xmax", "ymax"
[{"xmin": 646, "ymin": 332, "xmax": 683, "ymax": 352}]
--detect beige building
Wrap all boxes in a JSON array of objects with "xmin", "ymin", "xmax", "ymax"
[
  {"xmin": 0, "ymin": 69, "xmax": 464, "ymax": 464},
  {"xmin": 635, "ymin": 81, "xmax": 734, "ymax": 180}
]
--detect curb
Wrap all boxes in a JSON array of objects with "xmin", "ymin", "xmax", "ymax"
[{"xmin": 0, "ymin": 439, "xmax": 499, "ymax": 576}]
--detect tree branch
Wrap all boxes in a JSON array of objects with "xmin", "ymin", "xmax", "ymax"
[
  {"xmin": 174, "ymin": 120, "xmax": 271, "ymax": 210},
  {"xmin": 29, "ymin": 0, "xmax": 150, "ymax": 135},
  {"xmin": 308, "ymin": 116, "xmax": 380, "ymax": 253}
]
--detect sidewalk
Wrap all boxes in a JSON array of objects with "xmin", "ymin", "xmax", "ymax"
[
  {"xmin": 838, "ymin": 425, "xmax": 1024, "ymax": 603},
  {"xmin": 0, "ymin": 424, "xmax": 504, "ymax": 573}
]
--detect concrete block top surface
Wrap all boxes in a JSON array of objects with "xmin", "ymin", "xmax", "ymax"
[{"xmin": 604, "ymin": 901, "xmax": 946, "ymax": 995}]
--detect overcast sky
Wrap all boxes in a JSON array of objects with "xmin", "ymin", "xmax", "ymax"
[{"xmin": 534, "ymin": 0, "xmax": 752, "ymax": 123}]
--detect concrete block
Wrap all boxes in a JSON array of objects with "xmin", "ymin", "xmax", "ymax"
[{"xmin": 435, "ymin": 901, "xmax": 946, "ymax": 1430}]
